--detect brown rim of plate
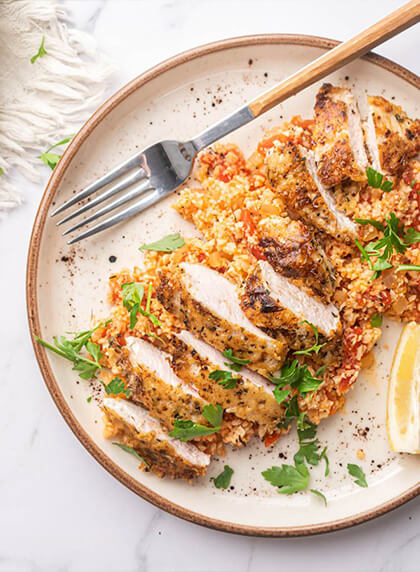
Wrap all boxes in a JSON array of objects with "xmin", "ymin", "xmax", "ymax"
[{"xmin": 26, "ymin": 34, "xmax": 420, "ymax": 537}]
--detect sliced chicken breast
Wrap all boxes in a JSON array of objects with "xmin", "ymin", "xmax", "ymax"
[
  {"xmin": 313, "ymin": 83, "xmax": 368, "ymax": 186},
  {"xmin": 364, "ymin": 95, "xmax": 420, "ymax": 176},
  {"xmin": 265, "ymin": 141, "xmax": 357, "ymax": 239},
  {"xmin": 241, "ymin": 260, "xmax": 341, "ymax": 345},
  {"xmin": 103, "ymin": 398, "xmax": 210, "ymax": 480},
  {"xmin": 156, "ymin": 262, "xmax": 287, "ymax": 377},
  {"xmin": 256, "ymin": 219, "xmax": 335, "ymax": 302},
  {"xmin": 169, "ymin": 330, "xmax": 282, "ymax": 437},
  {"xmin": 103, "ymin": 336, "xmax": 207, "ymax": 431}
]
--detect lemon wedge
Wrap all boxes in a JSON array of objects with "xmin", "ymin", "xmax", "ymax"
[{"xmin": 387, "ymin": 322, "xmax": 420, "ymax": 453}]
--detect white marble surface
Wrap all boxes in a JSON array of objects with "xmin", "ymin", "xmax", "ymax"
[{"xmin": 1, "ymin": 1, "xmax": 419, "ymax": 570}]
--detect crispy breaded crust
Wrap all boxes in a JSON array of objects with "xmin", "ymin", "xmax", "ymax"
[
  {"xmin": 313, "ymin": 84, "xmax": 367, "ymax": 186},
  {"xmin": 265, "ymin": 141, "xmax": 355, "ymax": 241},
  {"xmin": 104, "ymin": 406, "xmax": 208, "ymax": 480},
  {"xmin": 103, "ymin": 338, "xmax": 206, "ymax": 430},
  {"xmin": 156, "ymin": 271, "xmax": 287, "ymax": 377},
  {"xmin": 165, "ymin": 334, "xmax": 282, "ymax": 437},
  {"xmin": 367, "ymin": 95, "xmax": 420, "ymax": 176}
]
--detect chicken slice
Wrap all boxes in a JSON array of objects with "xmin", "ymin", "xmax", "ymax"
[
  {"xmin": 313, "ymin": 83, "xmax": 368, "ymax": 187},
  {"xmin": 103, "ymin": 398, "xmax": 210, "ymax": 480},
  {"xmin": 364, "ymin": 95, "xmax": 420, "ymax": 176},
  {"xmin": 256, "ymin": 219, "xmax": 335, "ymax": 302},
  {"xmin": 265, "ymin": 141, "xmax": 357, "ymax": 239},
  {"xmin": 156, "ymin": 262, "xmax": 287, "ymax": 377},
  {"xmin": 241, "ymin": 260, "xmax": 341, "ymax": 345},
  {"xmin": 103, "ymin": 336, "xmax": 207, "ymax": 431},
  {"xmin": 169, "ymin": 330, "xmax": 282, "ymax": 437}
]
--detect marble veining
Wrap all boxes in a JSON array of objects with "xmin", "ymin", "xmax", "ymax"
[{"xmin": 1, "ymin": 1, "xmax": 419, "ymax": 571}]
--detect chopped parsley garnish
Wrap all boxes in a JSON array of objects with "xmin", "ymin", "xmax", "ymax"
[
  {"xmin": 112, "ymin": 442, "xmax": 150, "ymax": 467},
  {"xmin": 271, "ymin": 360, "xmax": 326, "ymax": 396},
  {"xmin": 0, "ymin": 167, "xmax": 3, "ymax": 175},
  {"xmin": 294, "ymin": 418, "xmax": 329, "ymax": 476},
  {"xmin": 139, "ymin": 233, "xmax": 185, "ymax": 252},
  {"xmin": 347, "ymin": 463, "xmax": 368, "ymax": 488},
  {"xmin": 370, "ymin": 313, "xmax": 383, "ymax": 328},
  {"xmin": 293, "ymin": 321, "xmax": 326, "ymax": 356},
  {"xmin": 211, "ymin": 465, "xmax": 234, "ymax": 489},
  {"xmin": 36, "ymin": 321, "xmax": 109, "ymax": 380},
  {"xmin": 222, "ymin": 349, "xmax": 250, "ymax": 369},
  {"xmin": 263, "ymin": 414, "xmax": 328, "ymax": 504},
  {"xmin": 30, "ymin": 36, "xmax": 48, "ymax": 64},
  {"xmin": 38, "ymin": 136, "xmax": 74, "ymax": 170},
  {"xmin": 209, "ymin": 369, "xmax": 239, "ymax": 389},
  {"xmin": 169, "ymin": 404, "xmax": 223, "ymax": 442},
  {"xmin": 103, "ymin": 377, "xmax": 131, "ymax": 398},
  {"xmin": 122, "ymin": 282, "xmax": 162, "ymax": 330},
  {"xmin": 355, "ymin": 213, "xmax": 420, "ymax": 279},
  {"xmin": 273, "ymin": 387, "xmax": 290, "ymax": 405},
  {"xmin": 277, "ymin": 394, "xmax": 300, "ymax": 430},
  {"xmin": 87, "ymin": 396, "xmax": 92, "ymax": 403},
  {"xmin": 366, "ymin": 167, "xmax": 393, "ymax": 192}
]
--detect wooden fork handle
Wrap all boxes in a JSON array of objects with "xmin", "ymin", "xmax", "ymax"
[{"xmin": 248, "ymin": 0, "xmax": 420, "ymax": 117}]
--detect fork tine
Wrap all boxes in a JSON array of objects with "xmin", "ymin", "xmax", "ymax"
[
  {"xmin": 50, "ymin": 154, "xmax": 143, "ymax": 217},
  {"xmin": 56, "ymin": 168, "xmax": 146, "ymax": 226},
  {"xmin": 66, "ymin": 189, "xmax": 164, "ymax": 245},
  {"xmin": 62, "ymin": 179, "xmax": 153, "ymax": 236}
]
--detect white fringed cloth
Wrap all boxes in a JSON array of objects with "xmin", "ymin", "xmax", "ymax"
[{"xmin": 0, "ymin": 0, "xmax": 114, "ymax": 212}]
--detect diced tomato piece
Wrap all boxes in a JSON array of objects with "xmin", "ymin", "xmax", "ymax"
[
  {"xmin": 240, "ymin": 209, "xmax": 257, "ymax": 234},
  {"xmin": 264, "ymin": 432, "xmax": 281, "ymax": 447}
]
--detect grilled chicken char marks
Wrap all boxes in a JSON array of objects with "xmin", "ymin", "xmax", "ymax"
[
  {"xmin": 313, "ymin": 83, "xmax": 368, "ymax": 187},
  {"xmin": 156, "ymin": 262, "xmax": 287, "ymax": 377},
  {"xmin": 265, "ymin": 140, "xmax": 357, "ymax": 240},
  {"xmin": 241, "ymin": 261, "xmax": 341, "ymax": 349},
  {"xmin": 104, "ymin": 398, "xmax": 210, "ymax": 480},
  {"xmin": 364, "ymin": 95, "xmax": 420, "ymax": 176},
  {"xmin": 258, "ymin": 222, "xmax": 335, "ymax": 302}
]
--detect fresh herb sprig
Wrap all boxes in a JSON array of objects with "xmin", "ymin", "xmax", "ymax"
[
  {"xmin": 36, "ymin": 321, "xmax": 109, "ymax": 380},
  {"xmin": 169, "ymin": 404, "xmax": 224, "ymax": 442},
  {"xmin": 31, "ymin": 36, "xmax": 48, "ymax": 64},
  {"xmin": 38, "ymin": 136, "xmax": 74, "ymax": 170},
  {"xmin": 211, "ymin": 465, "xmax": 234, "ymax": 489},
  {"xmin": 209, "ymin": 369, "xmax": 239, "ymax": 389},
  {"xmin": 271, "ymin": 360, "xmax": 326, "ymax": 397},
  {"xmin": 139, "ymin": 233, "xmax": 185, "ymax": 252},
  {"xmin": 103, "ymin": 377, "xmax": 131, "ymax": 398},
  {"xmin": 294, "ymin": 418, "xmax": 329, "ymax": 476},
  {"xmin": 355, "ymin": 213, "xmax": 420, "ymax": 279},
  {"xmin": 122, "ymin": 282, "xmax": 162, "ymax": 331},
  {"xmin": 366, "ymin": 167, "xmax": 393, "ymax": 192},
  {"xmin": 293, "ymin": 321, "xmax": 326, "ymax": 356},
  {"xmin": 370, "ymin": 313, "xmax": 383, "ymax": 328},
  {"xmin": 347, "ymin": 463, "xmax": 368, "ymax": 488}
]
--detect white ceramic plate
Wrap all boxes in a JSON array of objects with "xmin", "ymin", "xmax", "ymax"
[{"xmin": 27, "ymin": 35, "xmax": 420, "ymax": 536}]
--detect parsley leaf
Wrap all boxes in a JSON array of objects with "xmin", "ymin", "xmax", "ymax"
[
  {"xmin": 370, "ymin": 313, "xmax": 383, "ymax": 327},
  {"xmin": 122, "ymin": 282, "xmax": 162, "ymax": 330},
  {"xmin": 293, "ymin": 321, "xmax": 326, "ymax": 356},
  {"xmin": 271, "ymin": 360, "xmax": 325, "ymax": 396},
  {"xmin": 112, "ymin": 442, "xmax": 150, "ymax": 467},
  {"xmin": 169, "ymin": 405, "xmax": 224, "ymax": 441},
  {"xmin": 30, "ymin": 36, "xmax": 48, "ymax": 64},
  {"xmin": 355, "ymin": 213, "xmax": 420, "ymax": 280},
  {"xmin": 347, "ymin": 463, "xmax": 368, "ymax": 487},
  {"xmin": 103, "ymin": 377, "xmax": 131, "ymax": 398},
  {"xmin": 273, "ymin": 387, "xmax": 290, "ymax": 405},
  {"xmin": 87, "ymin": 396, "xmax": 92, "ymax": 403},
  {"xmin": 222, "ymin": 349, "xmax": 250, "ymax": 366},
  {"xmin": 294, "ymin": 417, "xmax": 329, "ymax": 474},
  {"xmin": 366, "ymin": 167, "xmax": 393, "ymax": 192},
  {"xmin": 262, "ymin": 462, "xmax": 309, "ymax": 495},
  {"xmin": 139, "ymin": 233, "xmax": 185, "ymax": 252},
  {"xmin": 38, "ymin": 136, "xmax": 74, "ymax": 170},
  {"xmin": 211, "ymin": 465, "xmax": 234, "ymax": 489},
  {"xmin": 36, "ymin": 321, "xmax": 109, "ymax": 380},
  {"xmin": 209, "ymin": 369, "xmax": 239, "ymax": 389}
]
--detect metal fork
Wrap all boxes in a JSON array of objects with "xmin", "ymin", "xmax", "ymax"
[{"xmin": 52, "ymin": 0, "xmax": 420, "ymax": 243}]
